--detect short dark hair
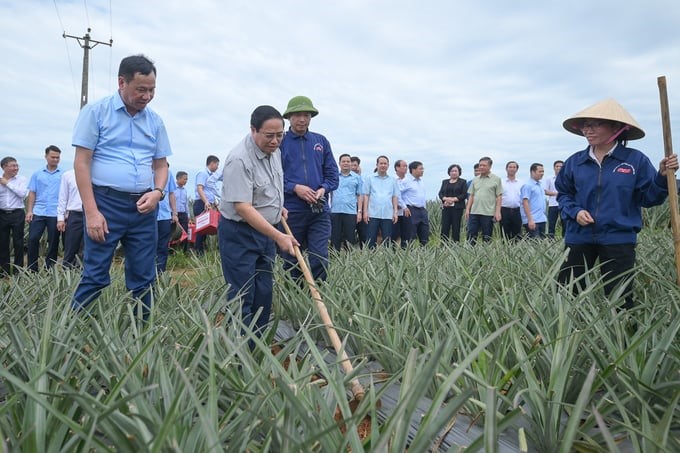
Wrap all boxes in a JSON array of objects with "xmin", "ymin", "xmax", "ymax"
[
  {"xmin": 250, "ymin": 105, "xmax": 284, "ymax": 131},
  {"xmin": 479, "ymin": 157, "xmax": 493, "ymax": 166},
  {"xmin": 206, "ymin": 155, "xmax": 219, "ymax": 166},
  {"xmin": 350, "ymin": 156, "xmax": 361, "ymax": 164},
  {"xmin": 1, "ymin": 156, "xmax": 17, "ymax": 168},
  {"xmin": 375, "ymin": 155, "xmax": 389, "ymax": 173},
  {"xmin": 447, "ymin": 164, "xmax": 462, "ymax": 175},
  {"xmin": 505, "ymin": 161, "xmax": 518, "ymax": 169},
  {"xmin": 554, "ymin": 160, "xmax": 564, "ymax": 167},
  {"xmin": 530, "ymin": 163, "xmax": 544, "ymax": 173},
  {"xmin": 473, "ymin": 163, "xmax": 480, "ymax": 170},
  {"xmin": 45, "ymin": 145, "xmax": 61, "ymax": 155},
  {"xmin": 338, "ymin": 153, "xmax": 351, "ymax": 162},
  {"xmin": 176, "ymin": 171, "xmax": 188, "ymax": 179},
  {"xmin": 393, "ymin": 159, "xmax": 405, "ymax": 171},
  {"xmin": 408, "ymin": 161, "xmax": 423, "ymax": 172},
  {"xmin": 119, "ymin": 55, "xmax": 156, "ymax": 83}
]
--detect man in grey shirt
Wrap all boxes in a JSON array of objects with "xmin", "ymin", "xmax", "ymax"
[{"xmin": 217, "ymin": 105, "xmax": 297, "ymax": 336}]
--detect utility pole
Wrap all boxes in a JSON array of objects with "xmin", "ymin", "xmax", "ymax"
[{"xmin": 63, "ymin": 28, "xmax": 113, "ymax": 109}]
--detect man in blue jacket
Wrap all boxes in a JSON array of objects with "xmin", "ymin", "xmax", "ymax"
[
  {"xmin": 556, "ymin": 98, "xmax": 678, "ymax": 310},
  {"xmin": 279, "ymin": 96, "xmax": 338, "ymax": 281}
]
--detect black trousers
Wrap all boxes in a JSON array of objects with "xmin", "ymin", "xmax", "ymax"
[
  {"xmin": 63, "ymin": 210, "xmax": 84, "ymax": 268},
  {"xmin": 330, "ymin": 213, "xmax": 357, "ymax": 250},
  {"xmin": 441, "ymin": 207, "xmax": 464, "ymax": 242},
  {"xmin": 27, "ymin": 215, "xmax": 60, "ymax": 271},
  {"xmin": 500, "ymin": 207, "xmax": 522, "ymax": 240},
  {"xmin": 177, "ymin": 211, "xmax": 189, "ymax": 252},
  {"xmin": 558, "ymin": 243, "xmax": 636, "ymax": 310},
  {"xmin": 0, "ymin": 208, "xmax": 25, "ymax": 275}
]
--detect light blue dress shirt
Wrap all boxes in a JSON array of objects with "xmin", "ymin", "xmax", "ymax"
[
  {"xmin": 400, "ymin": 174, "xmax": 427, "ymax": 208},
  {"xmin": 157, "ymin": 177, "xmax": 178, "ymax": 221},
  {"xmin": 27, "ymin": 167, "xmax": 62, "ymax": 216},
  {"xmin": 363, "ymin": 173, "xmax": 398, "ymax": 220},
  {"xmin": 72, "ymin": 91, "xmax": 172, "ymax": 192},
  {"xmin": 175, "ymin": 185, "xmax": 188, "ymax": 213},
  {"xmin": 520, "ymin": 179, "xmax": 547, "ymax": 224},
  {"xmin": 194, "ymin": 168, "xmax": 222, "ymax": 203},
  {"xmin": 331, "ymin": 171, "xmax": 362, "ymax": 214}
]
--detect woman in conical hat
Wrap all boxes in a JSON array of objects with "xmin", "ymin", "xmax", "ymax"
[{"xmin": 555, "ymin": 98, "xmax": 678, "ymax": 310}]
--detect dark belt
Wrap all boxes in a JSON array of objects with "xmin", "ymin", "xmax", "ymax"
[
  {"xmin": 502, "ymin": 207, "xmax": 520, "ymax": 211},
  {"xmin": 93, "ymin": 184, "xmax": 151, "ymax": 200},
  {"xmin": 0, "ymin": 208, "xmax": 23, "ymax": 214},
  {"xmin": 407, "ymin": 205, "xmax": 425, "ymax": 210}
]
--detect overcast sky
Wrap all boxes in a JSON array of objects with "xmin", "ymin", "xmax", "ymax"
[{"xmin": 2, "ymin": 0, "xmax": 680, "ymax": 198}]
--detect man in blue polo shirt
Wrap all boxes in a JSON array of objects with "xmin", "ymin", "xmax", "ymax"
[
  {"xmin": 193, "ymin": 155, "xmax": 222, "ymax": 254},
  {"xmin": 71, "ymin": 54, "xmax": 171, "ymax": 320},
  {"xmin": 520, "ymin": 163, "xmax": 547, "ymax": 238},
  {"xmin": 330, "ymin": 153, "xmax": 362, "ymax": 250},
  {"xmin": 26, "ymin": 145, "xmax": 62, "ymax": 271}
]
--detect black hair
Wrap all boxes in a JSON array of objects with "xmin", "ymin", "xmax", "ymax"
[
  {"xmin": 447, "ymin": 164, "xmax": 462, "ymax": 175},
  {"xmin": 45, "ymin": 145, "xmax": 61, "ymax": 155},
  {"xmin": 176, "ymin": 171, "xmax": 188, "ymax": 179},
  {"xmin": 338, "ymin": 153, "xmax": 351, "ymax": 162},
  {"xmin": 530, "ymin": 163, "xmax": 544, "ymax": 173},
  {"xmin": 119, "ymin": 55, "xmax": 156, "ymax": 83},
  {"xmin": 206, "ymin": 155, "xmax": 219, "ymax": 166},
  {"xmin": 1, "ymin": 156, "xmax": 17, "ymax": 168},
  {"xmin": 393, "ymin": 159, "xmax": 404, "ymax": 171},
  {"xmin": 479, "ymin": 157, "xmax": 493, "ymax": 166},
  {"xmin": 251, "ymin": 105, "xmax": 284, "ymax": 131},
  {"xmin": 350, "ymin": 156, "xmax": 361, "ymax": 164},
  {"xmin": 408, "ymin": 161, "xmax": 422, "ymax": 172}
]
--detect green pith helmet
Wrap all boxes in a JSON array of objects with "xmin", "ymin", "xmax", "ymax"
[{"xmin": 283, "ymin": 95, "xmax": 319, "ymax": 119}]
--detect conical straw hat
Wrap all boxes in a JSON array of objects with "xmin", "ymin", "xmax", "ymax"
[{"xmin": 563, "ymin": 98, "xmax": 645, "ymax": 140}]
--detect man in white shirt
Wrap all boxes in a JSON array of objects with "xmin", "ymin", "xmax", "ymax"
[
  {"xmin": 543, "ymin": 160, "xmax": 564, "ymax": 239},
  {"xmin": 57, "ymin": 169, "xmax": 84, "ymax": 268},
  {"xmin": 500, "ymin": 161, "xmax": 523, "ymax": 241},
  {"xmin": 0, "ymin": 156, "xmax": 28, "ymax": 276}
]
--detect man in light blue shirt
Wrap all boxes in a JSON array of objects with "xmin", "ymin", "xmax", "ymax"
[
  {"xmin": 520, "ymin": 163, "xmax": 547, "ymax": 238},
  {"xmin": 193, "ymin": 155, "xmax": 222, "ymax": 254},
  {"xmin": 71, "ymin": 55, "xmax": 171, "ymax": 320},
  {"xmin": 330, "ymin": 153, "xmax": 362, "ymax": 250},
  {"xmin": 156, "ymin": 164, "xmax": 177, "ymax": 273},
  {"xmin": 174, "ymin": 170, "xmax": 189, "ymax": 253},
  {"xmin": 26, "ymin": 145, "xmax": 62, "ymax": 271},
  {"xmin": 362, "ymin": 155, "xmax": 398, "ymax": 248},
  {"xmin": 400, "ymin": 161, "xmax": 430, "ymax": 245}
]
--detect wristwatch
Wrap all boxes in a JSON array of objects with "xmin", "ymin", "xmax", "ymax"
[{"xmin": 154, "ymin": 187, "xmax": 166, "ymax": 200}]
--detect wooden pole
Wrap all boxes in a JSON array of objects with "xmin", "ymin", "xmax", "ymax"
[
  {"xmin": 657, "ymin": 76, "xmax": 680, "ymax": 286},
  {"xmin": 281, "ymin": 218, "xmax": 365, "ymax": 400}
]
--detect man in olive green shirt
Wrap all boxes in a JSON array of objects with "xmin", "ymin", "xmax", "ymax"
[{"xmin": 465, "ymin": 156, "xmax": 502, "ymax": 244}]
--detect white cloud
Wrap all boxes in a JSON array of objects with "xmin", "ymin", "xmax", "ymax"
[{"xmin": 2, "ymin": 0, "xmax": 680, "ymax": 197}]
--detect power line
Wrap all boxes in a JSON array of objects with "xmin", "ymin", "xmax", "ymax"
[
  {"xmin": 83, "ymin": 0, "xmax": 91, "ymax": 29},
  {"xmin": 53, "ymin": 0, "xmax": 79, "ymax": 106}
]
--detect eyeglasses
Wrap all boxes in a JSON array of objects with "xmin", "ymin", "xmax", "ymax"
[
  {"xmin": 258, "ymin": 131, "xmax": 284, "ymax": 141},
  {"xmin": 581, "ymin": 120, "xmax": 608, "ymax": 130}
]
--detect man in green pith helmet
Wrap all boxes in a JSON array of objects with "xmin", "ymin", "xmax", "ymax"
[{"xmin": 278, "ymin": 96, "xmax": 338, "ymax": 282}]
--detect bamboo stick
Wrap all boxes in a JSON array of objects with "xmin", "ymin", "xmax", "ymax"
[
  {"xmin": 281, "ymin": 218, "xmax": 365, "ymax": 400},
  {"xmin": 657, "ymin": 76, "xmax": 680, "ymax": 286}
]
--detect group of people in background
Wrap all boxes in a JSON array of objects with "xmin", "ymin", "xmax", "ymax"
[{"xmin": 1, "ymin": 54, "xmax": 678, "ymax": 336}]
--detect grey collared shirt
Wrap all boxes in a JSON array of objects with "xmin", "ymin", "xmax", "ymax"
[{"xmin": 219, "ymin": 134, "xmax": 283, "ymax": 224}]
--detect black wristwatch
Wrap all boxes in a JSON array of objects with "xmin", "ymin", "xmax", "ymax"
[{"xmin": 154, "ymin": 187, "xmax": 166, "ymax": 200}]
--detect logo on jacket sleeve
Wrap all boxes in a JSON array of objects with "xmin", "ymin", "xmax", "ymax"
[
  {"xmin": 314, "ymin": 143, "xmax": 324, "ymax": 153},
  {"xmin": 613, "ymin": 163, "xmax": 635, "ymax": 175}
]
